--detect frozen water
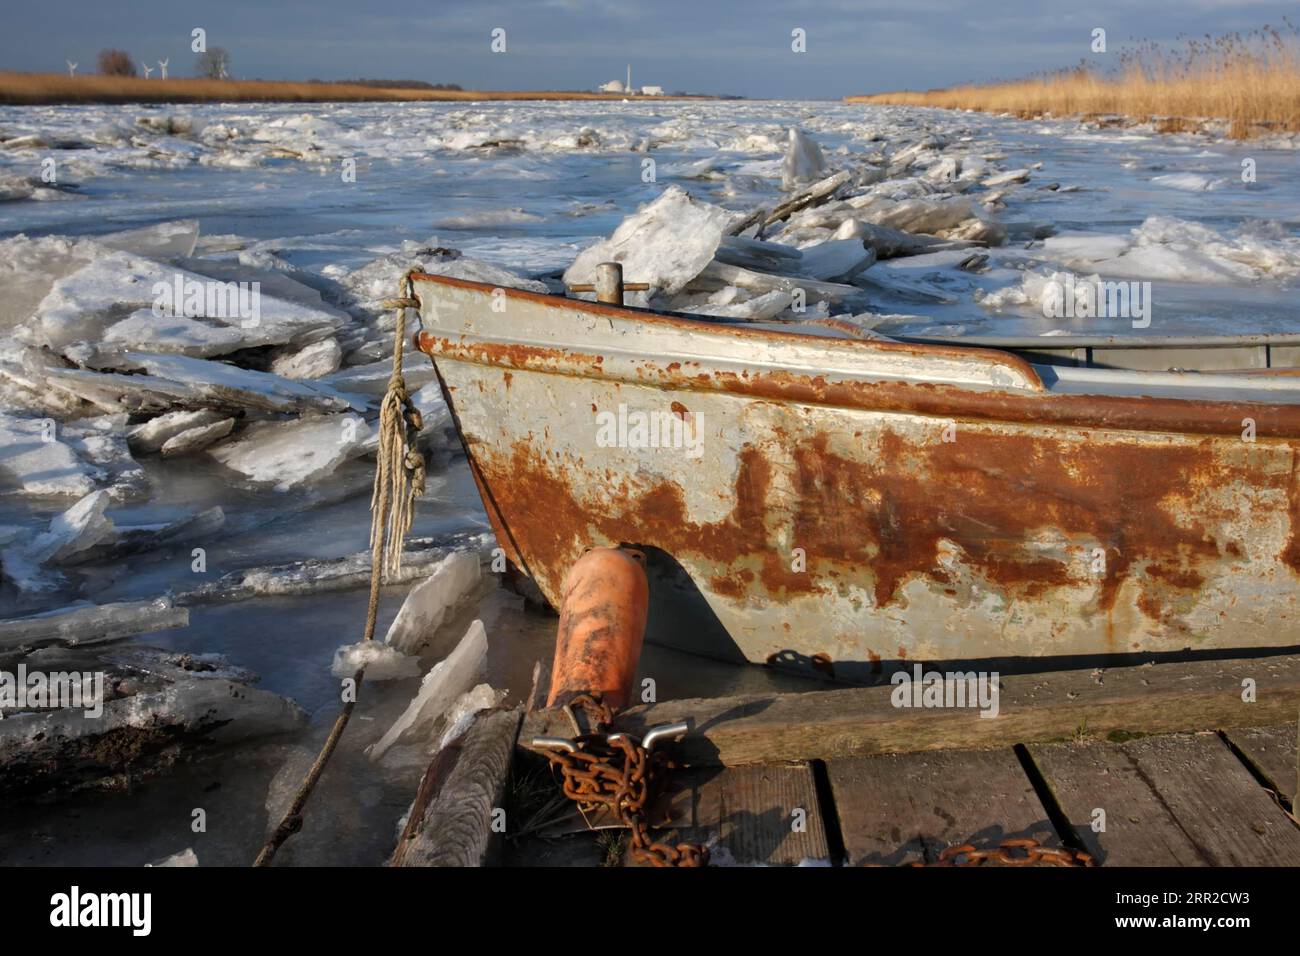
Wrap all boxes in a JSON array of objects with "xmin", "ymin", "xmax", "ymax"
[
  {"xmin": 844, "ymin": 195, "xmax": 975, "ymax": 234},
  {"xmin": 2, "ymin": 96, "xmax": 1299, "ymax": 862}
]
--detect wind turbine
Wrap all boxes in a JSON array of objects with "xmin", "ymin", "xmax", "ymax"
[
  {"xmin": 66, "ymin": 61, "xmax": 77, "ymax": 78},
  {"xmin": 141, "ymin": 62, "xmax": 154, "ymax": 79},
  {"xmin": 157, "ymin": 58, "xmax": 168, "ymax": 79}
]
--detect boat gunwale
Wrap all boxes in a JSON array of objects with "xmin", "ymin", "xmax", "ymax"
[{"xmin": 409, "ymin": 271, "xmax": 1045, "ymax": 384}]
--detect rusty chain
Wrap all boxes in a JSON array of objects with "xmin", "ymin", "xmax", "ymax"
[
  {"xmin": 534, "ymin": 693, "xmax": 709, "ymax": 867},
  {"xmin": 910, "ymin": 837, "xmax": 1096, "ymax": 867}
]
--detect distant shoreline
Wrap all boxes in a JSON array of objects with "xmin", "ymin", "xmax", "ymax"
[{"xmin": 0, "ymin": 72, "xmax": 722, "ymax": 106}]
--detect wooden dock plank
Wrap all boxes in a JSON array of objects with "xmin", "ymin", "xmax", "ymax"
[
  {"xmin": 647, "ymin": 762, "xmax": 831, "ymax": 865},
  {"xmin": 1223, "ymin": 724, "xmax": 1298, "ymax": 802},
  {"xmin": 826, "ymin": 748, "xmax": 1056, "ymax": 865},
  {"xmin": 520, "ymin": 654, "xmax": 1300, "ymax": 766},
  {"xmin": 1030, "ymin": 733, "xmax": 1300, "ymax": 866}
]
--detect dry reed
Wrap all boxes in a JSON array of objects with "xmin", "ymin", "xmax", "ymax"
[{"xmin": 847, "ymin": 24, "xmax": 1300, "ymax": 138}]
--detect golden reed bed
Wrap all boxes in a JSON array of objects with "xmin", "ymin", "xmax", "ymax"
[
  {"xmin": 847, "ymin": 28, "xmax": 1300, "ymax": 138},
  {"xmin": 0, "ymin": 72, "xmax": 704, "ymax": 106}
]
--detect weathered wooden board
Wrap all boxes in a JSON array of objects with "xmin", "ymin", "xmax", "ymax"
[
  {"xmin": 648, "ymin": 762, "xmax": 830, "ymax": 865},
  {"xmin": 520, "ymin": 654, "xmax": 1300, "ymax": 766},
  {"xmin": 1223, "ymin": 724, "xmax": 1298, "ymax": 802},
  {"xmin": 390, "ymin": 707, "xmax": 522, "ymax": 867},
  {"xmin": 1030, "ymin": 732, "xmax": 1300, "ymax": 866},
  {"xmin": 827, "ymin": 748, "xmax": 1056, "ymax": 865}
]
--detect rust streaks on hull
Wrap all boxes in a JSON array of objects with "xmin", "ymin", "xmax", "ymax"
[{"xmin": 480, "ymin": 417, "xmax": 1285, "ymax": 646}]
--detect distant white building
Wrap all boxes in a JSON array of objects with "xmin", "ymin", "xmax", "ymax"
[{"xmin": 599, "ymin": 67, "xmax": 661, "ymax": 95}]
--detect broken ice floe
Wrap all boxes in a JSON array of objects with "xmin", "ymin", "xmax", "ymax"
[
  {"xmin": 330, "ymin": 641, "xmax": 421, "ymax": 681},
  {"xmin": 2, "ymin": 490, "xmax": 116, "ymax": 589},
  {"xmin": 552, "ymin": 127, "xmax": 1047, "ymax": 328},
  {"xmin": 0, "ymin": 597, "xmax": 187, "ymax": 652},
  {"xmin": 88, "ymin": 352, "xmax": 363, "ymax": 415},
  {"xmin": 435, "ymin": 683, "xmax": 507, "ymax": 751},
  {"xmin": 174, "ymin": 532, "xmax": 493, "ymax": 605},
  {"xmin": 564, "ymin": 186, "xmax": 733, "ymax": 296},
  {"xmin": 207, "ymin": 414, "xmax": 372, "ymax": 491},
  {"xmin": 384, "ymin": 549, "xmax": 482, "ymax": 654},
  {"xmin": 0, "ymin": 400, "xmax": 196, "ymax": 505},
  {"xmin": 127, "ymin": 408, "xmax": 227, "ymax": 454},
  {"xmin": 369, "ymin": 618, "xmax": 489, "ymax": 760},
  {"xmin": 781, "ymin": 127, "xmax": 828, "ymax": 190},
  {"xmin": 270, "ymin": 338, "xmax": 343, "ymax": 380},
  {"xmin": 26, "ymin": 245, "xmax": 347, "ymax": 356},
  {"xmin": 0, "ymin": 414, "xmax": 102, "ymax": 498},
  {"xmin": 338, "ymin": 241, "xmax": 548, "ymax": 312},
  {"xmin": 0, "ymin": 486, "xmax": 226, "ymax": 591},
  {"xmin": 0, "ymin": 650, "xmax": 304, "ymax": 800},
  {"xmin": 146, "ymin": 848, "xmax": 199, "ymax": 867}
]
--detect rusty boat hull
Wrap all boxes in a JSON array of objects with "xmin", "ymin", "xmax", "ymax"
[{"xmin": 414, "ymin": 273, "xmax": 1300, "ymax": 676}]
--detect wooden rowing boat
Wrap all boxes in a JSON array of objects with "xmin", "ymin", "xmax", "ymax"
[{"xmin": 413, "ymin": 271, "xmax": 1300, "ymax": 677}]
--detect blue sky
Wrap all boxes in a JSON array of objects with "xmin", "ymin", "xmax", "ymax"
[{"xmin": 5, "ymin": 0, "xmax": 1296, "ymax": 98}]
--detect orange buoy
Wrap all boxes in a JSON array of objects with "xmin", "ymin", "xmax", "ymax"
[{"xmin": 546, "ymin": 547, "xmax": 649, "ymax": 711}]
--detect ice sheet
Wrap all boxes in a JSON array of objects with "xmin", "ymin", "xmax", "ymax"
[{"xmin": 2, "ymin": 96, "xmax": 1299, "ymax": 863}]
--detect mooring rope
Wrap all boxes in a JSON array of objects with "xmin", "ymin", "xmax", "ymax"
[
  {"xmin": 373, "ymin": 277, "xmax": 427, "ymax": 578},
  {"xmin": 253, "ymin": 271, "xmax": 425, "ymax": 867}
]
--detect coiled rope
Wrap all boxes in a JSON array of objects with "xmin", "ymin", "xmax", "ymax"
[{"xmin": 253, "ymin": 271, "xmax": 425, "ymax": 867}]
